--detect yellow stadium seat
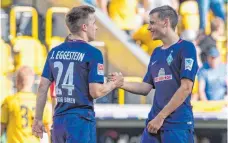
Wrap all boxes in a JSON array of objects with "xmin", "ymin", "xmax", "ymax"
[
  {"xmin": 49, "ymin": 36, "xmax": 65, "ymax": 50},
  {"xmin": 9, "ymin": 6, "xmax": 47, "ymax": 75},
  {"xmin": 0, "ymin": 76, "xmax": 12, "ymax": 105},
  {"xmin": 108, "ymin": 0, "xmax": 138, "ymax": 30},
  {"xmin": 13, "ymin": 37, "xmax": 47, "ymax": 75},
  {"xmin": 133, "ymin": 24, "xmax": 163, "ymax": 55},
  {"xmin": 216, "ymin": 36, "xmax": 227, "ymax": 63},
  {"xmin": 179, "ymin": 1, "xmax": 200, "ymax": 32},
  {"xmin": 1, "ymin": 0, "xmax": 13, "ymax": 8},
  {"xmin": 0, "ymin": 39, "xmax": 14, "ymax": 75},
  {"xmin": 191, "ymin": 101, "xmax": 228, "ymax": 112},
  {"xmin": 192, "ymin": 77, "xmax": 199, "ymax": 95},
  {"xmin": 46, "ymin": 7, "xmax": 69, "ymax": 51}
]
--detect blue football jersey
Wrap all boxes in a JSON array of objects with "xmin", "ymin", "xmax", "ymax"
[
  {"xmin": 42, "ymin": 40, "xmax": 104, "ymax": 116},
  {"xmin": 143, "ymin": 39, "xmax": 199, "ymax": 130}
]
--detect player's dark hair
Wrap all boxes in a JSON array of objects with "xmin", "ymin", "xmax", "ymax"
[
  {"xmin": 65, "ymin": 5, "xmax": 95, "ymax": 34},
  {"xmin": 65, "ymin": 34, "xmax": 71, "ymax": 42},
  {"xmin": 149, "ymin": 5, "xmax": 178, "ymax": 30}
]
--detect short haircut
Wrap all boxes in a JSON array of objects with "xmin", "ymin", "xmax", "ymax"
[
  {"xmin": 65, "ymin": 5, "xmax": 95, "ymax": 34},
  {"xmin": 16, "ymin": 66, "xmax": 34, "ymax": 86},
  {"xmin": 149, "ymin": 5, "xmax": 178, "ymax": 30}
]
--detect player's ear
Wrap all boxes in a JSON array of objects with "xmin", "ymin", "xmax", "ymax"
[
  {"xmin": 82, "ymin": 24, "xmax": 87, "ymax": 32},
  {"xmin": 163, "ymin": 18, "xmax": 169, "ymax": 28}
]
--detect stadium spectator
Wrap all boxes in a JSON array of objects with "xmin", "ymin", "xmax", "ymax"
[
  {"xmin": 1, "ymin": 66, "xmax": 52, "ymax": 143},
  {"xmin": 108, "ymin": 0, "xmax": 143, "ymax": 34},
  {"xmin": 96, "ymin": 0, "xmax": 109, "ymax": 15},
  {"xmin": 132, "ymin": 24, "xmax": 163, "ymax": 55},
  {"xmin": 198, "ymin": 47, "xmax": 227, "ymax": 100},
  {"xmin": 197, "ymin": 0, "xmax": 225, "ymax": 33},
  {"xmin": 196, "ymin": 17, "xmax": 225, "ymax": 63}
]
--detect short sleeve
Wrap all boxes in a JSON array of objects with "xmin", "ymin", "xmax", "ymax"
[
  {"xmin": 180, "ymin": 42, "xmax": 199, "ymax": 81},
  {"xmin": 197, "ymin": 68, "xmax": 206, "ymax": 81},
  {"xmin": 42, "ymin": 51, "xmax": 54, "ymax": 82},
  {"xmin": 143, "ymin": 53, "xmax": 155, "ymax": 88},
  {"xmin": 1, "ymin": 97, "xmax": 9, "ymax": 124},
  {"xmin": 88, "ymin": 50, "xmax": 104, "ymax": 83}
]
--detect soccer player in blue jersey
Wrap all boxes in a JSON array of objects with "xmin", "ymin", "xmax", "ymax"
[
  {"xmin": 32, "ymin": 5, "xmax": 123, "ymax": 143},
  {"xmin": 109, "ymin": 5, "xmax": 198, "ymax": 143}
]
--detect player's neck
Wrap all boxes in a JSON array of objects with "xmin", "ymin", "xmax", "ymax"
[
  {"xmin": 70, "ymin": 33, "xmax": 89, "ymax": 42},
  {"xmin": 161, "ymin": 31, "xmax": 180, "ymax": 49},
  {"xmin": 17, "ymin": 87, "xmax": 32, "ymax": 93}
]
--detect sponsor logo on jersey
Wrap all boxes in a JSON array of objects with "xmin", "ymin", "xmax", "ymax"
[
  {"xmin": 185, "ymin": 58, "xmax": 194, "ymax": 71},
  {"xmin": 166, "ymin": 50, "xmax": 173, "ymax": 65},
  {"xmin": 97, "ymin": 63, "xmax": 104, "ymax": 75},
  {"xmin": 154, "ymin": 68, "xmax": 172, "ymax": 82},
  {"xmin": 151, "ymin": 61, "xmax": 157, "ymax": 65}
]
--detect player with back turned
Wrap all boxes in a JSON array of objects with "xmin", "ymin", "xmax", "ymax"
[{"xmin": 32, "ymin": 5, "xmax": 123, "ymax": 143}]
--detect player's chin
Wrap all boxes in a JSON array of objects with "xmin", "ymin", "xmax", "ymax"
[
  {"xmin": 88, "ymin": 37, "xmax": 95, "ymax": 42},
  {"xmin": 152, "ymin": 36, "xmax": 159, "ymax": 41}
]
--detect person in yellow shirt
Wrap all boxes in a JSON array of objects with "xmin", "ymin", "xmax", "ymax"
[
  {"xmin": 132, "ymin": 24, "xmax": 163, "ymax": 55},
  {"xmin": 1, "ymin": 66, "xmax": 52, "ymax": 143},
  {"xmin": 108, "ymin": 0, "xmax": 142, "ymax": 34}
]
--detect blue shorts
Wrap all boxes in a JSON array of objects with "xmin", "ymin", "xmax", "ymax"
[
  {"xmin": 52, "ymin": 114, "xmax": 96, "ymax": 143},
  {"xmin": 141, "ymin": 128, "xmax": 194, "ymax": 143}
]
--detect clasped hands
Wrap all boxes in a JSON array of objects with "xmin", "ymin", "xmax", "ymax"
[{"xmin": 107, "ymin": 72, "xmax": 124, "ymax": 88}]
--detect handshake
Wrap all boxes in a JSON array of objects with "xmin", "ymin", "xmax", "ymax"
[{"xmin": 107, "ymin": 72, "xmax": 124, "ymax": 88}]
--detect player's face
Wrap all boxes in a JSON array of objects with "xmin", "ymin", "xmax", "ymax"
[
  {"xmin": 86, "ymin": 14, "xmax": 98, "ymax": 42},
  {"xmin": 148, "ymin": 13, "xmax": 166, "ymax": 40},
  {"xmin": 207, "ymin": 56, "xmax": 220, "ymax": 68}
]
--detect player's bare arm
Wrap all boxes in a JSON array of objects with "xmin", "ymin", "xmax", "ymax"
[
  {"xmin": 108, "ymin": 72, "xmax": 153, "ymax": 95},
  {"xmin": 32, "ymin": 77, "xmax": 52, "ymax": 138},
  {"xmin": 147, "ymin": 78, "xmax": 193, "ymax": 133},
  {"xmin": 121, "ymin": 82, "xmax": 153, "ymax": 95},
  {"xmin": 35, "ymin": 77, "xmax": 52, "ymax": 120},
  {"xmin": 89, "ymin": 73, "xmax": 124, "ymax": 99},
  {"xmin": 1, "ymin": 123, "xmax": 6, "ymax": 136}
]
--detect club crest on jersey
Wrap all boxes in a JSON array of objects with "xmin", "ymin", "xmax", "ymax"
[
  {"xmin": 154, "ymin": 68, "xmax": 172, "ymax": 82},
  {"xmin": 97, "ymin": 63, "xmax": 104, "ymax": 75},
  {"xmin": 185, "ymin": 58, "xmax": 194, "ymax": 71},
  {"xmin": 166, "ymin": 51, "xmax": 173, "ymax": 65}
]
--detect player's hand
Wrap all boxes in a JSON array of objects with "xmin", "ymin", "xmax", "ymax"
[
  {"xmin": 32, "ymin": 119, "xmax": 46, "ymax": 138},
  {"xmin": 147, "ymin": 115, "xmax": 164, "ymax": 134},
  {"xmin": 108, "ymin": 72, "xmax": 124, "ymax": 87},
  {"xmin": 107, "ymin": 72, "xmax": 116, "ymax": 82},
  {"xmin": 113, "ymin": 72, "xmax": 124, "ymax": 88}
]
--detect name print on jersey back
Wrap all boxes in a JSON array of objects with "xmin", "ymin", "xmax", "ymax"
[
  {"xmin": 42, "ymin": 41, "xmax": 104, "ymax": 116},
  {"xmin": 51, "ymin": 50, "xmax": 86, "ymax": 105}
]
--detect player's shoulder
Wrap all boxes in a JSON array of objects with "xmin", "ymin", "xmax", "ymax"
[
  {"xmin": 198, "ymin": 63, "xmax": 209, "ymax": 75},
  {"xmin": 50, "ymin": 43, "xmax": 66, "ymax": 51},
  {"xmin": 178, "ymin": 39, "xmax": 196, "ymax": 55},
  {"xmin": 179, "ymin": 40, "xmax": 195, "ymax": 49},
  {"xmin": 86, "ymin": 44, "xmax": 103, "ymax": 58},
  {"xmin": 1, "ymin": 94, "xmax": 17, "ymax": 107},
  {"xmin": 151, "ymin": 46, "xmax": 163, "ymax": 56},
  {"xmin": 86, "ymin": 43, "xmax": 101, "ymax": 52}
]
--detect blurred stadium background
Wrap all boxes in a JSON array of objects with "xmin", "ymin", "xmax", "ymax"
[{"xmin": 0, "ymin": 0, "xmax": 227, "ymax": 143}]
